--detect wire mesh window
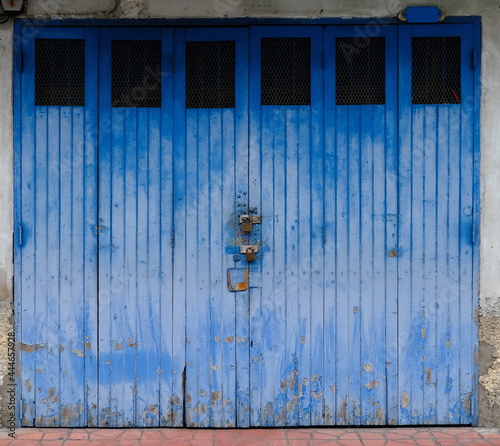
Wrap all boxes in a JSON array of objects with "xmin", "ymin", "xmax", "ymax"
[
  {"xmin": 412, "ymin": 37, "xmax": 461, "ymax": 104},
  {"xmin": 261, "ymin": 38, "xmax": 311, "ymax": 106},
  {"xmin": 112, "ymin": 40, "xmax": 162, "ymax": 108},
  {"xmin": 185, "ymin": 41, "xmax": 235, "ymax": 108},
  {"xmin": 35, "ymin": 39, "xmax": 85, "ymax": 106},
  {"xmin": 336, "ymin": 37, "xmax": 385, "ymax": 105}
]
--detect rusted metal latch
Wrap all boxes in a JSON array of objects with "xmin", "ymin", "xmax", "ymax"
[{"xmin": 227, "ymin": 268, "xmax": 249, "ymax": 292}]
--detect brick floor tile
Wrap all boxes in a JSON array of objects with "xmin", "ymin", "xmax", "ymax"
[
  {"xmin": 41, "ymin": 431, "xmax": 69, "ymax": 440},
  {"xmin": 11, "ymin": 432, "xmax": 43, "ymax": 440},
  {"xmin": 312, "ymin": 433, "xmax": 343, "ymax": 440},
  {"xmin": 287, "ymin": 440, "xmax": 310, "ymax": 446},
  {"xmin": 359, "ymin": 440, "xmax": 387, "ymax": 446},
  {"xmin": 357, "ymin": 431, "xmax": 386, "ymax": 440},
  {"xmin": 414, "ymin": 440, "xmax": 439, "ymax": 446},
  {"xmin": 334, "ymin": 440, "xmax": 363, "ymax": 446},
  {"xmin": 117, "ymin": 431, "xmax": 142, "ymax": 440},
  {"xmin": 214, "ymin": 431, "xmax": 237, "ymax": 441},
  {"xmin": 134, "ymin": 441, "xmax": 159, "ymax": 446},
  {"xmin": 0, "ymin": 440, "xmax": 12, "ymax": 446},
  {"xmin": 456, "ymin": 441, "xmax": 496, "ymax": 446},
  {"xmin": 386, "ymin": 432, "xmax": 414, "ymax": 440},
  {"xmin": 314, "ymin": 429, "xmax": 348, "ymax": 437},
  {"xmin": 162, "ymin": 431, "xmax": 196, "ymax": 440},
  {"xmin": 191, "ymin": 430, "xmax": 213, "ymax": 440},
  {"xmin": 140, "ymin": 432, "xmax": 166, "ymax": 440},
  {"xmin": 412, "ymin": 432, "xmax": 434, "ymax": 439},
  {"xmin": 338, "ymin": 433, "xmax": 360, "ymax": 440},
  {"xmin": 262, "ymin": 430, "xmax": 288, "ymax": 440},
  {"xmin": 69, "ymin": 432, "xmax": 90, "ymax": 440},
  {"xmin": 63, "ymin": 441, "xmax": 91, "ymax": 446},
  {"xmin": 91, "ymin": 430, "xmax": 127, "ymax": 439},
  {"xmin": 385, "ymin": 440, "xmax": 415, "ymax": 446},
  {"xmin": 479, "ymin": 430, "xmax": 500, "ymax": 439},
  {"xmin": 457, "ymin": 432, "xmax": 487, "ymax": 439},
  {"xmin": 87, "ymin": 440, "xmax": 119, "ymax": 445},
  {"xmin": 156, "ymin": 441, "xmax": 191, "ymax": 446},
  {"xmin": 116, "ymin": 441, "xmax": 140, "ymax": 446},
  {"xmin": 287, "ymin": 430, "xmax": 313, "ymax": 440},
  {"xmin": 432, "ymin": 432, "xmax": 458, "ymax": 439}
]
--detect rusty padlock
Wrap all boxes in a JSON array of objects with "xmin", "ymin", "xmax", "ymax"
[
  {"xmin": 246, "ymin": 247, "xmax": 257, "ymax": 262},
  {"xmin": 242, "ymin": 221, "xmax": 253, "ymax": 232}
]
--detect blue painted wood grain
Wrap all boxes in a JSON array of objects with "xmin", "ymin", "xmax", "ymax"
[{"xmin": 15, "ymin": 23, "xmax": 480, "ymax": 428}]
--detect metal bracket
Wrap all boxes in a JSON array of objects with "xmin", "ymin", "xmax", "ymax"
[
  {"xmin": 240, "ymin": 244, "xmax": 259, "ymax": 254},
  {"xmin": 227, "ymin": 268, "xmax": 249, "ymax": 292},
  {"xmin": 239, "ymin": 215, "xmax": 261, "ymax": 224}
]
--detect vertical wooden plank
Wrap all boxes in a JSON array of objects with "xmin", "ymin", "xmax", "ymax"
[
  {"xmin": 158, "ymin": 28, "xmax": 177, "ymax": 427},
  {"xmin": 322, "ymin": 26, "xmax": 337, "ymax": 425},
  {"xmin": 308, "ymin": 30, "xmax": 325, "ymax": 425},
  {"xmin": 171, "ymin": 27, "xmax": 188, "ymax": 428},
  {"xmin": 397, "ymin": 25, "xmax": 414, "ymax": 425}
]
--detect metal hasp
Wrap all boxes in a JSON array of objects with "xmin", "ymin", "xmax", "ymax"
[
  {"xmin": 239, "ymin": 214, "xmax": 261, "ymax": 233},
  {"xmin": 241, "ymin": 244, "xmax": 259, "ymax": 262}
]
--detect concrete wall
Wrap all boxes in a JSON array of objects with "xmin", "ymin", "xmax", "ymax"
[{"xmin": 1, "ymin": 0, "xmax": 500, "ymax": 427}]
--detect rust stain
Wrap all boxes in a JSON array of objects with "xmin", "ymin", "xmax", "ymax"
[
  {"xmin": 211, "ymin": 391, "xmax": 222, "ymax": 404},
  {"xmin": 24, "ymin": 379, "xmax": 32, "ymax": 391},
  {"xmin": 114, "ymin": 343, "xmax": 122, "ymax": 350},
  {"xmin": 85, "ymin": 342, "xmax": 91, "ymax": 350},
  {"xmin": 186, "ymin": 393, "xmax": 192, "ymax": 404},
  {"xmin": 227, "ymin": 268, "xmax": 249, "ymax": 291},
  {"xmin": 401, "ymin": 391, "xmax": 410, "ymax": 408},
  {"xmin": 224, "ymin": 336, "xmax": 234, "ymax": 343},
  {"xmin": 72, "ymin": 348, "xmax": 84, "ymax": 357},
  {"xmin": 128, "ymin": 342, "xmax": 138, "ymax": 347},
  {"xmin": 353, "ymin": 306, "xmax": 359, "ymax": 313},
  {"xmin": 59, "ymin": 344, "xmax": 65, "ymax": 352},
  {"xmin": 364, "ymin": 363, "xmax": 374, "ymax": 372},
  {"xmin": 426, "ymin": 368, "xmax": 434, "ymax": 386},
  {"xmin": 388, "ymin": 250, "xmax": 398, "ymax": 257},
  {"xmin": 21, "ymin": 343, "xmax": 43, "ymax": 353}
]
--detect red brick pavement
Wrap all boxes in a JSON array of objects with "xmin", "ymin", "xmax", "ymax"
[{"xmin": 1, "ymin": 427, "xmax": 500, "ymax": 445}]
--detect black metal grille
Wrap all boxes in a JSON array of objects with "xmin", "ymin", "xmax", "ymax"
[
  {"xmin": 336, "ymin": 37, "xmax": 385, "ymax": 105},
  {"xmin": 261, "ymin": 38, "xmax": 310, "ymax": 106},
  {"xmin": 35, "ymin": 39, "xmax": 85, "ymax": 106},
  {"xmin": 186, "ymin": 41, "xmax": 235, "ymax": 108},
  {"xmin": 112, "ymin": 40, "xmax": 162, "ymax": 108},
  {"xmin": 412, "ymin": 37, "xmax": 461, "ymax": 104}
]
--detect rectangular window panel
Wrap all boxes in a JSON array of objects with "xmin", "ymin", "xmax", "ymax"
[
  {"xmin": 412, "ymin": 37, "xmax": 461, "ymax": 104},
  {"xmin": 112, "ymin": 40, "xmax": 162, "ymax": 108},
  {"xmin": 261, "ymin": 37, "xmax": 311, "ymax": 106},
  {"xmin": 35, "ymin": 39, "xmax": 85, "ymax": 106},
  {"xmin": 336, "ymin": 37, "xmax": 385, "ymax": 105},
  {"xmin": 185, "ymin": 41, "xmax": 235, "ymax": 108}
]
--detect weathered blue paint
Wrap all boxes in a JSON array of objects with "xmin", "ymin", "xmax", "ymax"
[
  {"xmin": 15, "ymin": 27, "xmax": 99, "ymax": 426},
  {"xmin": 15, "ymin": 22, "xmax": 480, "ymax": 428},
  {"xmin": 397, "ymin": 24, "xmax": 479, "ymax": 425}
]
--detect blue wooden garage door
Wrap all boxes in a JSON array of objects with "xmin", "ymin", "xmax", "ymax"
[{"xmin": 15, "ymin": 23, "xmax": 479, "ymax": 427}]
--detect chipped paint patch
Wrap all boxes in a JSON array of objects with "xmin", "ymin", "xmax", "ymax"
[
  {"xmin": 21, "ymin": 343, "xmax": 43, "ymax": 353},
  {"xmin": 364, "ymin": 363, "xmax": 374, "ymax": 372},
  {"xmin": 365, "ymin": 380, "xmax": 380, "ymax": 390},
  {"xmin": 71, "ymin": 349, "xmax": 84, "ymax": 357},
  {"xmin": 402, "ymin": 391, "xmax": 410, "ymax": 408},
  {"xmin": 224, "ymin": 336, "xmax": 234, "ymax": 343}
]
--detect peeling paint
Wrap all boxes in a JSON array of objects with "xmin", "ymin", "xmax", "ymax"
[
  {"xmin": 364, "ymin": 363, "xmax": 374, "ymax": 372},
  {"xmin": 21, "ymin": 343, "xmax": 43, "ymax": 353},
  {"xmin": 402, "ymin": 391, "xmax": 410, "ymax": 409},
  {"xmin": 224, "ymin": 336, "xmax": 234, "ymax": 343},
  {"xmin": 365, "ymin": 380, "xmax": 380, "ymax": 390},
  {"xmin": 114, "ymin": 343, "xmax": 122, "ymax": 350},
  {"xmin": 71, "ymin": 348, "xmax": 84, "ymax": 357}
]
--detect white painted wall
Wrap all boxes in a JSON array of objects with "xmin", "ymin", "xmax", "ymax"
[{"xmin": 2, "ymin": 0, "xmax": 500, "ymax": 425}]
